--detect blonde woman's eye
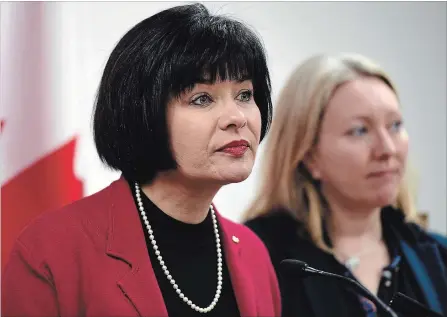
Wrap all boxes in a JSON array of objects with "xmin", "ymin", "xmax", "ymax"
[
  {"xmin": 390, "ymin": 120, "xmax": 403, "ymax": 132},
  {"xmin": 349, "ymin": 126, "xmax": 368, "ymax": 136}
]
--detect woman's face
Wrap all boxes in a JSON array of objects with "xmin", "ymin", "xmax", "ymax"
[
  {"xmin": 166, "ymin": 79, "xmax": 262, "ymax": 185},
  {"xmin": 307, "ymin": 76, "xmax": 409, "ymax": 209}
]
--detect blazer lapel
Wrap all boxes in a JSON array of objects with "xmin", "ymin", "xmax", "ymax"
[
  {"xmin": 217, "ymin": 213, "xmax": 258, "ymax": 317},
  {"xmin": 105, "ymin": 177, "xmax": 168, "ymax": 317}
]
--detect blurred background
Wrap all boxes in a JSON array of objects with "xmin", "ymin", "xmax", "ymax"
[{"xmin": 1, "ymin": 1, "xmax": 446, "ymax": 269}]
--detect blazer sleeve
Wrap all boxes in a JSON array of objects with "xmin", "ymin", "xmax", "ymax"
[{"xmin": 2, "ymin": 239, "xmax": 59, "ymax": 317}]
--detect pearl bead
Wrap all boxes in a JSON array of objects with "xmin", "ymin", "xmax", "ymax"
[{"xmin": 134, "ymin": 183, "xmax": 222, "ymax": 313}]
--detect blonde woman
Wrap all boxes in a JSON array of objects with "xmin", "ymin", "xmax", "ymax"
[{"xmin": 244, "ymin": 54, "xmax": 447, "ymax": 317}]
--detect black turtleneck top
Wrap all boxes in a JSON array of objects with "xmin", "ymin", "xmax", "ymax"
[{"xmin": 129, "ymin": 184, "xmax": 240, "ymax": 317}]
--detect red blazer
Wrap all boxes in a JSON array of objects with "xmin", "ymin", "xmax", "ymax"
[{"xmin": 2, "ymin": 177, "xmax": 281, "ymax": 317}]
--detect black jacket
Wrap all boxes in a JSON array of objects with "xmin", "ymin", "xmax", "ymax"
[{"xmin": 245, "ymin": 207, "xmax": 447, "ymax": 317}]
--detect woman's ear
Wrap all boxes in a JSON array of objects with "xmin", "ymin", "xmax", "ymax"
[{"xmin": 303, "ymin": 150, "xmax": 321, "ymax": 180}]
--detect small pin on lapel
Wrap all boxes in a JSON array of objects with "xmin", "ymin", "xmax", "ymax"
[{"xmin": 232, "ymin": 235, "xmax": 239, "ymax": 243}]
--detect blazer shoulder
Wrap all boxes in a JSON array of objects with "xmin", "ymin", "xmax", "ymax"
[{"xmin": 13, "ymin": 179, "xmax": 117, "ymax": 255}]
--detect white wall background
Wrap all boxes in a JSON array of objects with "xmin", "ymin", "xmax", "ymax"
[{"xmin": 25, "ymin": 1, "xmax": 447, "ymax": 233}]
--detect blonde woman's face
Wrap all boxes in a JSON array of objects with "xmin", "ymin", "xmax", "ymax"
[{"xmin": 308, "ymin": 76, "xmax": 409, "ymax": 209}]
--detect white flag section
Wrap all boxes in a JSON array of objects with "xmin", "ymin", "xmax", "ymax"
[{"xmin": 0, "ymin": 2, "xmax": 85, "ymax": 269}]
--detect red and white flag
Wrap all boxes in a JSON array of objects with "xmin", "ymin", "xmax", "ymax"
[{"xmin": 1, "ymin": 2, "xmax": 84, "ymax": 270}]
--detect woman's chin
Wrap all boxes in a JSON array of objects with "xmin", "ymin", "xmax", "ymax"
[
  {"xmin": 371, "ymin": 188, "xmax": 400, "ymax": 208},
  {"xmin": 218, "ymin": 168, "xmax": 252, "ymax": 184}
]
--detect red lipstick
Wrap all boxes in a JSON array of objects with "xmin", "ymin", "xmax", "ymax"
[{"xmin": 218, "ymin": 140, "xmax": 249, "ymax": 157}]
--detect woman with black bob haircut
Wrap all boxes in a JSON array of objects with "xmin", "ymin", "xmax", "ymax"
[{"xmin": 2, "ymin": 3, "xmax": 281, "ymax": 317}]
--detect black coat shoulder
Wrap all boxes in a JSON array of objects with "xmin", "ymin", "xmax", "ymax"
[{"xmin": 244, "ymin": 209, "xmax": 309, "ymax": 268}]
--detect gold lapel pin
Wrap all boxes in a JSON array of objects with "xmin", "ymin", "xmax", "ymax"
[{"xmin": 232, "ymin": 235, "xmax": 240, "ymax": 243}]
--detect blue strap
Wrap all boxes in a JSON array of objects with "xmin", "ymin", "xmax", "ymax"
[
  {"xmin": 430, "ymin": 232, "xmax": 447, "ymax": 249},
  {"xmin": 400, "ymin": 240, "xmax": 443, "ymax": 314}
]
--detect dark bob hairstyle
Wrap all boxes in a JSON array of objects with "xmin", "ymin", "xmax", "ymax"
[{"xmin": 93, "ymin": 3, "xmax": 272, "ymax": 185}]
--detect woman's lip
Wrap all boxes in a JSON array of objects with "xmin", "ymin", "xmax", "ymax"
[
  {"xmin": 367, "ymin": 169, "xmax": 398, "ymax": 178},
  {"xmin": 219, "ymin": 146, "xmax": 249, "ymax": 157},
  {"xmin": 217, "ymin": 139, "xmax": 249, "ymax": 151}
]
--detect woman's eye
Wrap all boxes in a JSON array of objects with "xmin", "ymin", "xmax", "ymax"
[
  {"xmin": 349, "ymin": 126, "xmax": 368, "ymax": 136},
  {"xmin": 237, "ymin": 90, "xmax": 253, "ymax": 102},
  {"xmin": 191, "ymin": 94, "xmax": 212, "ymax": 107},
  {"xmin": 390, "ymin": 120, "xmax": 403, "ymax": 132}
]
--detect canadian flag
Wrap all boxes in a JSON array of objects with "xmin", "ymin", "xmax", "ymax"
[{"xmin": 1, "ymin": 3, "xmax": 84, "ymax": 269}]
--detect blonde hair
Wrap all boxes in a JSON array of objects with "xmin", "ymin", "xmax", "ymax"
[{"xmin": 244, "ymin": 53, "xmax": 420, "ymax": 252}]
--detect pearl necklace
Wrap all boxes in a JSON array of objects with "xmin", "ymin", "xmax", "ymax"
[{"xmin": 134, "ymin": 183, "xmax": 223, "ymax": 313}]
